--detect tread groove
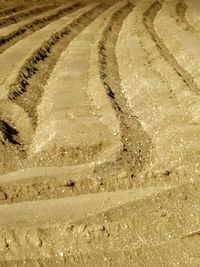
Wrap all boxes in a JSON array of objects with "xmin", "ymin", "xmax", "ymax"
[
  {"xmin": 0, "ymin": 2, "xmax": 81, "ymax": 54},
  {"xmin": 143, "ymin": 1, "xmax": 200, "ymax": 94}
]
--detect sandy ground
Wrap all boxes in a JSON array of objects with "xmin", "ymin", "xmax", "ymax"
[{"xmin": 0, "ymin": 0, "xmax": 200, "ymax": 265}]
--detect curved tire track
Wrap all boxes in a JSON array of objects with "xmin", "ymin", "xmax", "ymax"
[
  {"xmin": 98, "ymin": 3, "xmax": 152, "ymax": 177},
  {"xmin": 143, "ymin": 1, "xmax": 200, "ymax": 95},
  {"xmin": 0, "ymin": 1, "xmax": 151, "ymax": 204},
  {"xmin": 176, "ymin": 0, "xmax": 200, "ymax": 37},
  {"xmin": 9, "ymin": 4, "xmax": 104, "ymax": 127},
  {"xmin": 0, "ymin": 1, "xmax": 136, "ymax": 201},
  {"xmin": 0, "ymin": 4, "xmax": 28, "ymax": 18},
  {"xmin": 116, "ymin": 0, "xmax": 200, "ymax": 189},
  {"xmin": 1, "ymin": 1, "xmax": 200, "ymax": 265},
  {"xmin": 0, "ymin": 4, "xmax": 102, "ymax": 174},
  {"xmin": 0, "ymin": 2, "xmax": 81, "ymax": 54},
  {"xmin": 0, "ymin": 3, "xmax": 55, "ymax": 28}
]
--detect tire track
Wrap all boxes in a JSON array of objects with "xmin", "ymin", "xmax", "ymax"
[
  {"xmin": 0, "ymin": 2, "xmax": 80, "ymax": 54},
  {"xmin": 185, "ymin": 0, "xmax": 200, "ymax": 34},
  {"xmin": 8, "ymin": 4, "xmax": 105, "ymax": 128},
  {"xmin": 143, "ymin": 1, "xmax": 200, "ymax": 95},
  {"xmin": 0, "ymin": 2, "xmax": 200, "ymax": 264},
  {"xmin": 117, "ymin": 0, "xmax": 200, "ymax": 187},
  {"xmin": 0, "ymin": 4, "xmax": 103, "ymax": 175},
  {"xmin": 176, "ymin": 0, "xmax": 197, "ymax": 33},
  {"xmin": 29, "ymin": 3, "xmax": 120, "ymax": 166},
  {"xmin": 0, "ymin": 3, "xmax": 55, "ymax": 29},
  {"xmin": 98, "ymin": 3, "xmax": 152, "ymax": 177},
  {"xmin": 0, "ymin": 2, "xmax": 152, "ymax": 205},
  {"xmin": 1, "ymin": 3, "xmax": 200, "ymax": 262},
  {"xmin": 0, "ymin": 4, "xmax": 27, "ymax": 18}
]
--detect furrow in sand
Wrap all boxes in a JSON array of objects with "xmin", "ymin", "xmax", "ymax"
[
  {"xmin": 8, "ymin": 3, "xmax": 103, "ymax": 128},
  {"xmin": 0, "ymin": 1, "xmax": 150, "ymax": 204},
  {"xmin": 117, "ymin": 0, "xmax": 200, "ymax": 186},
  {"xmin": 183, "ymin": 0, "xmax": 200, "ymax": 33},
  {"xmin": 0, "ymin": 3, "xmax": 55, "ymax": 29},
  {"xmin": 175, "ymin": 0, "xmax": 200, "ymax": 40},
  {"xmin": 0, "ymin": 1, "xmax": 141, "ymax": 204},
  {"xmin": 155, "ymin": 0, "xmax": 200, "ymax": 92},
  {"xmin": 0, "ymin": 4, "xmax": 102, "ymax": 174},
  {"xmin": 143, "ymin": 1, "xmax": 200, "ymax": 94},
  {"xmin": 0, "ymin": 2, "xmax": 81, "ymax": 54},
  {"xmin": 176, "ymin": 0, "xmax": 194, "ymax": 30},
  {"xmin": 0, "ymin": 4, "xmax": 28, "ymax": 18},
  {"xmin": 30, "ymin": 0, "xmax": 149, "ymax": 171},
  {"xmin": 1, "ymin": 1, "xmax": 200, "ymax": 197},
  {"xmin": 28, "ymin": 2, "xmax": 125, "ymax": 167},
  {"xmin": 1, "ymin": 1, "xmax": 200, "ymax": 264},
  {"xmin": 96, "ymin": 2, "xmax": 152, "ymax": 178},
  {"xmin": 0, "ymin": 181, "xmax": 200, "ymax": 262},
  {"xmin": 0, "ymin": 4, "xmax": 101, "ymax": 121}
]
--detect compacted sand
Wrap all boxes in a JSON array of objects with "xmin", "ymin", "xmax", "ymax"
[{"xmin": 0, "ymin": 0, "xmax": 200, "ymax": 265}]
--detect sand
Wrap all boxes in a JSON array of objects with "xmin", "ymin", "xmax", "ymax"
[{"xmin": 0, "ymin": 0, "xmax": 200, "ymax": 265}]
